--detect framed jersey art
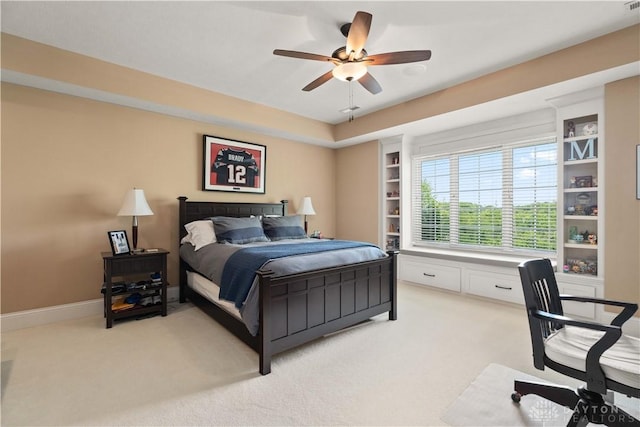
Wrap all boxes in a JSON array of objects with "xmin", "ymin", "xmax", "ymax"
[{"xmin": 202, "ymin": 135, "xmax": 266, "ymax": 193}]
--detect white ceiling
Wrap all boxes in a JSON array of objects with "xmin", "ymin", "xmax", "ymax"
[{"xmin": 1, "ymin": 1, "xmax": 639, "ymax": 138}]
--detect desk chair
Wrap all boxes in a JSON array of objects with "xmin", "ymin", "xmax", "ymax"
[{"xmin": 513, "ymin": 258, "xmax": 639, "ymax": 427}]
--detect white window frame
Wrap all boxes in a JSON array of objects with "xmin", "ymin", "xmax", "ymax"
[{"xmin": 409, "ymin": 109, "xmax": 558, "ymax": 259}]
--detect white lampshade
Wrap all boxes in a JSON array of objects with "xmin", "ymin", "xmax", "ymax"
[
  {"xmin": 117, "ymin": 188, "xmax": 153, "ymax": 217},
  {"xmin": 297, "ymin": 196, "xmax": 316, "ymax": 216},
  {"xmin": 332, "ymin": 62, "xmax": 367, "ymax": 82}
]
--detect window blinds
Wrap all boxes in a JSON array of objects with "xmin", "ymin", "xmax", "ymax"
[{"xmin": 411, "ymin": 138, "xmax": 557, "ymax": 255}]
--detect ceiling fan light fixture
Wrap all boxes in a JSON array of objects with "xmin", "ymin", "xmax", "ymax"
[
  {"xmin": 332, "ymin": 62, "xmax": 367, "ymax": 82},
  {"xmin": 273, "ymin": 11, "xmax": 431, "ymax": 95}
]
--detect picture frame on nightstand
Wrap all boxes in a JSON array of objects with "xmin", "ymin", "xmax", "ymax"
[{"xmin": 108, "ymin": 230, "xmax": 130, "ymax": 255}]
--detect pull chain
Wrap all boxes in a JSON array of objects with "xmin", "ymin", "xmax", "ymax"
[{"xmin": 348, "ymin": 79, "xmax": 354, "ymax": 122}]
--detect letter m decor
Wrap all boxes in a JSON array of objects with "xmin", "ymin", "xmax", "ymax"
[{"xmin": 568, "ymin": 138, "xmax": 596, "ymax": 161}]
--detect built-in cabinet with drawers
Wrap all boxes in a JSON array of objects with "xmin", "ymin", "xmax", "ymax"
[
  {"xmin": 399, "ymin": 253, "xmax": 598, "ymax": 319},
  {"xmin": 399, "ymin": 254, "xmax": 523, "ymax": 303}
]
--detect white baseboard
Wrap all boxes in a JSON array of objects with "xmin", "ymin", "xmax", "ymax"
[{"xmin": 1, "ymin": 287, "xmax": 180, "ymax": 332}]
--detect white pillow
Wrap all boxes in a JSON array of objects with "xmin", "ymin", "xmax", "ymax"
[{"xmin": 181, "ymin": 220, "xmax": 216, "ymax": 251}]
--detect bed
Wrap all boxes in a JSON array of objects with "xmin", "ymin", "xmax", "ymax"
[{"xmin": 177, "ymin": 196, "xmax": 398, "ymax": 375}]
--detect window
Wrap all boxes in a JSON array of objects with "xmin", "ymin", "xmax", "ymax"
[{"xmin": 413, "ymin": 139, "xmax": 557, "ymax": 255}]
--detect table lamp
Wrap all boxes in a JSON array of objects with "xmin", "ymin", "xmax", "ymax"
[
  {"xmin": 117, "ymin": 188, "xmax": 153, "ymax": 252},
  {"xmin": 297, "ymin": 196, "xmax": 316, "ymax": 234}
]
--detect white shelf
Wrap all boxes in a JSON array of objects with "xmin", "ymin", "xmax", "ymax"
[
  {"xmin": 564, "ymin": 133, "xmax": 599, "ymax": 142},
  {"xmin": 564, "ymin": 215, "xmax": 597, "ymax": 220},
  {"xmin": 557, "ymin": 271, "xmax": 603, "ymax": 287},
  {"xmin": 564, "ymin": 187, "xmax": 597, "ymax": 193},
  {"xmin": 564, "ymin": 243, "xmax": 598, "ymax": 250},
  {"xmin": 564, "ymin": 158, "xmax": 597, "ymax": 166}
]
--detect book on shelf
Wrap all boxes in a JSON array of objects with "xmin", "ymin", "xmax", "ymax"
[{"xmin": 111, "ymin": 297, "xmax": 135, "ymax": 312}]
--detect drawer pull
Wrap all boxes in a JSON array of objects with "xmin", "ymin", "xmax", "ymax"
[
  {"xmin": 495, "ymin": 285, "xmax": 512, "ymax": 290},
  {"xmin": 423, "ymin": 273, "xmax": 436, "ymax": 278}
]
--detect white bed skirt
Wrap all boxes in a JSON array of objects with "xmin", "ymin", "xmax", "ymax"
[{"xmin": 187, "ymin": 270, "xmax": 242, "ymax": 320}]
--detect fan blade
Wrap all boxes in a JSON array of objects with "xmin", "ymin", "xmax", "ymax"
[
  {"xmin": 273, "ymin": 49, "xmax": 335, "ymax": 63},
  {"xmin": 346, "ymin": 11, "xmax": 372, "ymax": 58},
  {"xmin": 366, "ymin": 50, "xmax": 432, "ymax": 65},
  {"xmin": 358, "ymin": 72, "xmax": 382, "ymax": 95},
  {"xmin": 302, "ymin": 70, "xmax": 334, "ymax": 91}
]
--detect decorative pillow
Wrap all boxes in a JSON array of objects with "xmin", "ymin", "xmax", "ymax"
[
  {"xmin": 181, "ymin": 220, "xmax": 216, "ymax": 251},
  {"xmin": 262, "ymin": 215, "xmax": 307, "ymax": 241},
  {"xmin": 212, "ymin": 216, "xmax": 269, "ymax": 244}
]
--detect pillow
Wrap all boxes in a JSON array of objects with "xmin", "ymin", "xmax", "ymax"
[
  {"xmin": 212, "ymin": 216, "xmax": 269, "ymax": 244},
  {"xmin": 262, "ymin": 215, "xmax": 307, "ymax": 241},
  {"xmin": 181, "ymin": 220, "xmax": 216, "ymax": 251}
]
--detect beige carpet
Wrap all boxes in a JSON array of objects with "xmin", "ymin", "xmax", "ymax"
[
  {"xmin": 442, "ymin": 363, "xmax": 640, "ymax": 427},
  {"xmin": 5, "ymin": 282, "xmax": 634, "ymax": 426}
]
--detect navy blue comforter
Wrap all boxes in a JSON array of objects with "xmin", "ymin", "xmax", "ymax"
[{"xmin": 219, "ymin": 240, "xmax": 377, "ymax": 308}]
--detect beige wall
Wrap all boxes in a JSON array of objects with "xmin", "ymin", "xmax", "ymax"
[
  {"xmin": 335, "ymin": 141, "xmax": 380, "ymax": 243},
  {"xmin": 1, "ymin": 83, "xmax": 336, "ymax": 313},
  {"xmin": 1, "ymin": 25, "xmax": 639, "ymax": 315},
  {"xmin": 604, "ymin": 76, "xmax": 640, "ymax": 309},
  {"xmin": 1, "ymin": 33, "xmax": 334, "ymax": 145}
]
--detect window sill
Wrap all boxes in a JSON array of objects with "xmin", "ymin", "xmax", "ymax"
[{"xmin": 400, "ymin": 246, "xmax": 557, "ymax": 269}]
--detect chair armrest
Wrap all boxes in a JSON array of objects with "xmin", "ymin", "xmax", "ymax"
[
  {"xmin": 533, "ymin": 309, "xmax": 619, "ymax": 333},
  {"xmin": 559, "ymin": 295, "xmax": 638, "ymax": 327},
  {"xmin": 532, "ymin": 309, "xmax": 622, "ymax": 394}
]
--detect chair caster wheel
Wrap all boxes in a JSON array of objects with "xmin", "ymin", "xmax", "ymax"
[{"xmin": 511, "ymin": 392, "xmax": 522, "ymax": 403}]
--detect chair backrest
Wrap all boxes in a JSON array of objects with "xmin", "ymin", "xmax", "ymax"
[{"xmin": 518, "ymin": 258, "xmax": 564, "ymax": 370}]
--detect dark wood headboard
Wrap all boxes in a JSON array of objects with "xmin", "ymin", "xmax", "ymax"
[{"xmin": 177, "ymin": 196, "xmax": 288, "ymax": 241}]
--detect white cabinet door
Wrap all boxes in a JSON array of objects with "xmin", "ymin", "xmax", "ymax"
[
  {"xmin": 399, "ymin": 256, "xmax": 461, "ymax": 292},
  {"xmin": 467, "ymin": 270, "xmax": 524, "ymax": 305}
]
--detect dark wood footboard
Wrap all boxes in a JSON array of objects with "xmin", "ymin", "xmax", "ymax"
[
  {"xmin": 177, "ymin": 196, "xmax": 398, "ymax": 375},
  {"xmin": 257, "ymin": 251, "xmax": 397, "ymax": 374}
]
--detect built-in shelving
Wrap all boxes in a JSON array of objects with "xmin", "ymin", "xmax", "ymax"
[
  {"xmin": 559, "ymin": 110, "xmax": 601, "ymax": 279},
  {"xmin": 381, "ymin": 141, "xmax": 402, "ymax": 251}
]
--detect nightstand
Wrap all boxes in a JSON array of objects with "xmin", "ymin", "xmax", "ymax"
[{"xmin": 101, "ymin": 249, "xmax": 169, "ymax": 328}]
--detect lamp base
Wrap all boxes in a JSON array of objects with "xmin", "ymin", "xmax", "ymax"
[
  {"xmin": 131, "ymin": 248, "xmax": 145, "ymax": 254},
  {"xmin": 131, "ymin": 222, "xmax": 138, "ymax": 250}
]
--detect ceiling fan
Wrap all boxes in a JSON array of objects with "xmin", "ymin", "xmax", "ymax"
[{"xmin": 273, "ymin": 11, "xmax": 432, "ymax": 95}]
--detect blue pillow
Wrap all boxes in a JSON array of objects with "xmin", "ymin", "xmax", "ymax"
[
  {"xmin": 212, "ymin": 216, "xmax": 269, "ymax": 244},
  {"xmin": 262, "ymin": 215, "xmax": 307, "ymax": 241}
]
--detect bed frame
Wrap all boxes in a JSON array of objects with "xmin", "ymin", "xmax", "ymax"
[{"xmin": 177, "ymin": 196, "xmax": 398, "ymax": 375}]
